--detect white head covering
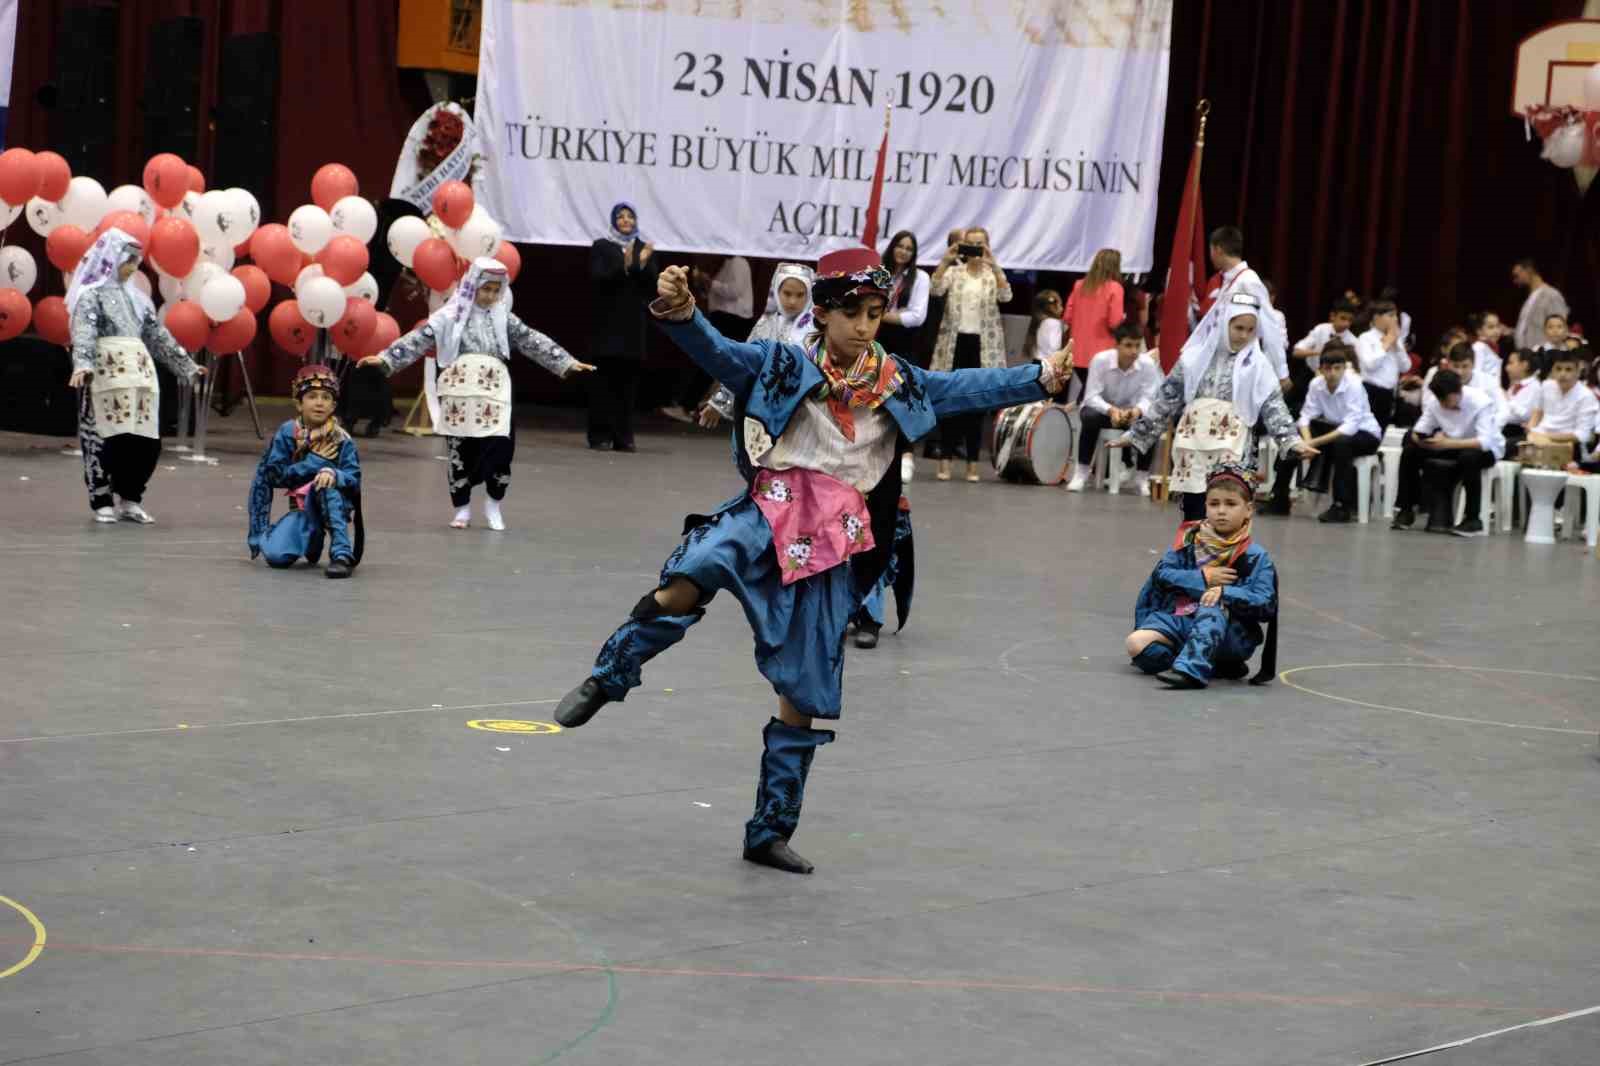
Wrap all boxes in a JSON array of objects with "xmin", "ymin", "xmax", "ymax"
[
  {"xmin": 66, "ymin": 228, "xmax": 153, "ymax": 319},
  {"xmin": 747, "ymin": 263, "xmax": 814, "ymax": 345},
  {"xmin": 427, "ymin": 257, "xmax": 510, "ymax": 367},
  {"xmin": 1177, "ymin": 292, "xmax": 1278, "ymax": 425}
]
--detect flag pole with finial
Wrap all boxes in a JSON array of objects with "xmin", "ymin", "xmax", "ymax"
[{"xmin": 861, "ymin": 100, "xmax": 892, "ymax": 249}]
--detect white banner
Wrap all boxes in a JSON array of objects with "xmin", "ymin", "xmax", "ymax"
[{"xmin": 477, "ymin": 1, "xmax": 1171, "ymax": 272}]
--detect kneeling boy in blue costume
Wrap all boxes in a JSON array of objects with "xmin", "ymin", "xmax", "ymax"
[
  {"xmin": 247, "ymin": 364, "xmax": 363, "ymax": 578},
  {"xmin": 1125, "ymin": 464, "xmax": 1278, "ymax": 689}
]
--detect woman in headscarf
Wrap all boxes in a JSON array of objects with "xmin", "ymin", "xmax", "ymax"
[
  {"xmin": 65, "ymin": 228, "xmax": 203, "ymax": 524},
  {"xmin": 361, "ymin": 258, "xmax": 594, "ymax": 530},
  {"xmin": 699, "ymin": 263, "xmax": 814, "ymax": 426},
  {"xmin": 1111, "ymin": 293, "xmax": 1313, "ymax": 521},
  {"xmin": 586, "ymin": 202, "xmax": 660, "ymax": 451},
  {"xmin": 928, "ymin": 226, "xmax": 1012, "ymax": 481}
]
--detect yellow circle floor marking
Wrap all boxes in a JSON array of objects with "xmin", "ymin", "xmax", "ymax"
[
  {"xmin": 467, "ymin": 719, "xmax": 564, "ymax": 735},
  {"xmin": 1280, "ymin": 663, "xmax": 1600, "ymax": 736},
  {"xmin": 0, "ymin": 895, "xmax": 47, "ymax": 980}
]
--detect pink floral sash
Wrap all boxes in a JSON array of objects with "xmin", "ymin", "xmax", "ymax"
[{"xmin": 751, "ymin": 467, "xmax": 875, "ymax": 585}]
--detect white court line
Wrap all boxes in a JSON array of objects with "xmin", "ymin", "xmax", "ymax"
[
  {"xmin": 1356, "ymin": 1002, "xmax": 1600, "ymax": 1065},
  {"xmin": 0, "ymin": 697, "xmax": 559, "ymax": 745}
]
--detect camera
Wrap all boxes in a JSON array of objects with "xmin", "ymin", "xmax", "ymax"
[{"xmin": 957, "ymin": 242, "xmax": 984, "ymax": 259}]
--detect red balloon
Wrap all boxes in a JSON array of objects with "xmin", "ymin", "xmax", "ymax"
[
  {"xmin": 0, "ymin": 148, "xmax": 41, "ymax": 208},
  {"xmin": 164, "ymin": 300, "xmax": 209, "ymax": 352},
  {"xmin": 431, "ymin": 180, "xmax": 474, "ymax": 228},
  {"xmin": 149, "ymin": 217, "xmax": 200, "ymax": 278},
  {"xmin": 34, "ymin": 151, "xmax": 71, "ymax": 202},
  {"xmin": 269, "ymin": 299, "xmax": 315, "ymax": 355},
  {"xmin": 142, "ymin": 153, "xmax": 189, "ymax": 209},
  {"xmin": 493, "ymin": 240, "xmax": 522, "ymax": 282},
  {"xmin": 316, "ymin": 234, "xmax": 369, "ymax": 286},
  {"xmin": 367, "ymin": 311, "xmax": 401, "ymax": 357},
  {"xmin": 331, "ymin": 297, "xmax": 377, "ymax": 353},
  {"xmin": 311, "ymin": 163, "xmax": 358, "ymax": 212},
  {"xmin": 186, "ymin": 165, "xmax": 206, "ymax": 194},
  {"xmin": 34, "ymin": 296, "xmax": 69, "ymax": 345},
  {"xmin": 453, "ymin": 255, "xmax": 471, "ymax": 281},
  {"xmin": 96, "ymin": 211, "xmax": 151, "ymax": 247},
  {"xmin": 45, "ymin": 225, "xmax": 91, "ymax": 272},
  {"xmin": 207, "ymin": 308, "xmax": 257, "ymax": 353},
  {"xmin": 412, "ymin": 237, "xmax": 457, "ymax": 291},
  {"xmin": 0, "ymin": 289, "xmax": 31, "ymax": 340},
  {"xmin": 232, "ymin": 265, "xmax": 271, "ymax": 313},
  {"xmin": 250, "ymin": 223, "xmax": 300, "ymax": 286}
]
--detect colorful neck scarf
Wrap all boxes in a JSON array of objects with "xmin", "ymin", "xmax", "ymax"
[
  {"xmin": 1176, "ymin": 518, "xmax": 1254, "ymax": 569},
  {"xmin": 805, "ymin": 336, "xmax": 902, "ymax": 442},
  {"xmin": 293, "ymin": 415, "xmax": 349, "ymax": 462}
]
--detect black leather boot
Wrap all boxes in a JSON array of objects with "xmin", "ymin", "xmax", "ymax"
[
  {"xmin": 743, "ymin": 839, "xmax": 815, "ymax": 874},
  {"xmin": 555, "ymin": 678, "xmax": 611, "ymax": 728}
]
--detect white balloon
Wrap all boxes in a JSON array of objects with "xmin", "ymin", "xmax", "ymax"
[
  {"xmin": 0, "ymin": 246, "xmax": 37, "ymax": 293},
  {"xmin": 448, "ymin": 206, "xmax": 502, "ymax": 260},
  {"xmin": 59, "ymin": 176, "xmax": 109, "ymax": 231},
  {"xmin": 225, "ymin": 188, "xmax": 261, "ymax": 241},
  {"xmin": 295, "ymin": 263, "xmax": 326, "ymax": 297},
  {"xmin": 158, "ymin": 271, "xmax": 184, "ymax": 305},
  {"xmin": 344, "ymin": 271, "xmax": 379, "ymax": 304},
  {"xmin": 129, "ymin": 270, "xmax": 153, "ymax": 300},
  {"xmin": 182, "ymin": 261, "xmax": 225, "ymax": 301},
  {"xmin": 385, "ymin": 215, "xmax": 429, "ymax": 268},
  {"xmin": 330, "ymin": 195, "xmax": 378, "ymax": 244},
  {"xmin": 298, "ymin": 275, "xmax": 347, "ymax": 328},
  {"xmin": 288, "ymin": 204, "xmax": 333, "ymax": 255},
  {"xmin": 175, "ymin": 190, "xmax": 201, "ymax": 221},
  {"xmin": 199, "ymin": 274, "xmax": 246, "ymax": 322},
  {"xmin": 199, "ymin": 240, "xmax": 236, "ymax": 271},
  {"xmin": 107, "ymin": 184, "xmax": 156, "ymax": 225},
  {"xmin": 0, "ymin": 200, "xmax": 21, "ymax": 230},
  {"xmin": 1544, "ymin": 122, "xmax": 1586, "ymax": 169},
  {"xmin": 24, "ymin": 197, "xmax": 62, "ymax": 237},
  {"xmin": 194, "ymin": 189, "xmax": 246, "ymax": 245}
]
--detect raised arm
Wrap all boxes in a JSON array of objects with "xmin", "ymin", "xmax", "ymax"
[
  {"xmin": 507, "ymin": 312, "xmax": 582, "ymax": 378},
  {"xmin": 371, "ymin": 321, "xmax": 437, "ymax": 375},
  {"xmin": 916, "ymin": 361, "xmax": 1054, "ymax": 419},
  {"xmin": 1121, "ymin": 364, "xmax": 1187, "ymax": 454},
  {"xmin": 650, "ymin": 266, "xmax": 766, "ymax": 398}
]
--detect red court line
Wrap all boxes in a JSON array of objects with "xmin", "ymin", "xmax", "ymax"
[{"xmin": 0, "ymin": 937, "xmax": 1535, "ymax": 1013}]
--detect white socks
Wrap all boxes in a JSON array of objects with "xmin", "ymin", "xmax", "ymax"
[
  {"xmin": 451, "ymin": 505, "xmax": 471, "ymax": 527},
  {"xmin": 484, "ymin": 498, "xmax": 505, "ymax": 531}
]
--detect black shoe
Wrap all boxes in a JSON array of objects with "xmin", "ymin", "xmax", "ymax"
[
  {"xmin": 743, "ymin": 839, "xmax": 814, "ymax": 874},
  {"xmin": 588, "ymin": 441, "xmax": 614, "ymax": 451},
  {"xmin": 325, "ymin": 558, "xmax": 353, "ymax": 579},
  {"xmin": 1155, "ymin": 670, "xmax": 1206, "ymax": 690},
  {"xmin": 854, "ymin": 627, "xmax": 880, "ymax": 649},
  {"xmin": 1318, "ymin": 506, "xmax": 1352, "ymax": 524},
  {"xmin": 1260, "ymin": 498, "xmax": 1291, "ymax": 517},
  {"xmin": 1451, "ymin": 518, "xmax": 1485, "ymax": 537},
  {"xmin": 555, "ymin": 678, "xmax": 611, "ymax": 728},
  {"xmin": 1390, "ymin": 507, "xmax": 1415, "ymax": 531},
  {"xmin": 1213, "ymin": 659, "xmax": 1250, "ymax": 681},
  {"xmin": 361, "ymin": 421, "xmax": 381, "ymax": 439},
  {"xmin": 1423, "ymin": 521, "xmax": 1452, "ymax": 534}
]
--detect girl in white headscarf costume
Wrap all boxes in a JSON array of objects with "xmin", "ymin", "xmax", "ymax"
[
  {"xmin": 702, "ymin": 263, "xmax": 815, "ymax": 422},
  {"xmin": 1117, "ymin": 293, "xmax": 1309, "ymax": 522},
  {"xmin": 364, "ymin": 258, "xmax": 592, "ymax": 530},
  {"xmin": 66, "ymin": 228, "xmax": 202, "ymax": 524}
]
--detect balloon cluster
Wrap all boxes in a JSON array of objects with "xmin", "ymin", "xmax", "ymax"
[
  {"xmin": 0, "ymin": 147, "xmax": 268, "ymax": 350},
  {"xmin": 385, "ymin": 179, "xmax": 520, "ymax": 303},
  {"xmin": 259, "ymin": 163, "xmax": 397, "ymax": 358},
  {"xmin": 1525, "ymin": 64, "xmax": 1600, "ymax": 171}
]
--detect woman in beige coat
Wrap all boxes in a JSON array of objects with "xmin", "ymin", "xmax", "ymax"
[{"xmin": 929, "ymin": 227, "xmax": 1013, "ymax": 481}]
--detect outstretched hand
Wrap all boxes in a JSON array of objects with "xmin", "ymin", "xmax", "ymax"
[
  {"xmin": 652, "ymin": 265, "xmax": 695, "ymax": 320},
  {"xmin": 357, "ymin": 355, "xmax": 386, "ymax": 369},
  {"xmin": 1041, "ymin": 340, "xmax": 1073, "ymax": 395},
  {"xmin": 565, "ymin": 361, "xmax": 597, "ymax": 376},
  {"xmin": 1292, "ymin": 440, "xmax": 1319, "ymax": 458},
  {"xmin": 68, "ymin": 369, "xmax": 90, "ymax": 388}
]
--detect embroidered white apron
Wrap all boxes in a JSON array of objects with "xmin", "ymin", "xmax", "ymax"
[
  {"xmin": 436, "ymin": 352, "xmax": 511, "ymax": 438},
  {"xmin": 91, "ymin": 337, "xmax": 159, "ymax": 440},
  {"xmin": 1170, "ymin": 397, "xmax": 1247, "ymax": 494}
]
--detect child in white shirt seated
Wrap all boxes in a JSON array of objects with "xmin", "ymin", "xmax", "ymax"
[
  {"xmin": 1068, "ymin": 323, "xmax": 1160, "ymax": 493},
  {"xmin": 1528, "ymin": 350, "xmax": 1598, "ymax": 463},
  {"xmin": 1467, "ymin": 310, "xmax": 1504, "ymax": 384},
  {"xmin": 1265, "ymin": 344, "xmax": 1380, "ymax": 522},
  {"xmin": 1502, "ymin": 348, "xmax": 1542, "ymax": 448},
  {"xmin": 1391, "ymin": 369, "xmax": 1505, "ymax": 537}
]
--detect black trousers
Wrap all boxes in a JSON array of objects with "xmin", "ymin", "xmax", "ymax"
[
  {"xmin": 344, "ymin": 364, "xmax": 393, "ymax": 429},
  {"xmin": 1314, "ymin": 423, "xmax": 1380, "ymax": 509},
  {"xmin": 1394, "ymin": 433, "xmax": 1495, "ymax": 518},
  {"xmin": 1078, "ymin": 408, "xmax": 1153, "ymax": 470},
  {"xmin": 1363, "ymin": 382, "xmax": 1396, "ymax": 429},
  {"xmin": 940, "ymin": 333, "xmax": 985, "ymax": 461},
  {"xmin": 79, "ymin": 390, "xmax": 161, "ymax": 509},
  {"xmin": 447, "ymin": 426, "xmax": 515, "ymax": 507},
  {"xmin": 1180, "ymin": 492, "xmax": 1207, "ymax": 522},
  {"xmin": 586, "ymin": 357, "xmax": 639, "ymax": 448}
]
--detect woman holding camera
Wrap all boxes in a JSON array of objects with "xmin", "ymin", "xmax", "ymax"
[{"xmin": 930, "ymin": 227, "xmax": 1012, "ymax": 481}]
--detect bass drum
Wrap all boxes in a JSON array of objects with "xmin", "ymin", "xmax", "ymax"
[{"xmin": 990, "ymin": 402, "xmax": 1072, "ymax": 485}]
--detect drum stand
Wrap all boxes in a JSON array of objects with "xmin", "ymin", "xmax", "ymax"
[{"xmin": 1150, "ymin": 429, "xmax": 1174, "ymax": 504}]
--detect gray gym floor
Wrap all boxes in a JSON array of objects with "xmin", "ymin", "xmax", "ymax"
[{"xmin": 2, "ymin": 407, "xmax": 1597, "ymax": 1066}]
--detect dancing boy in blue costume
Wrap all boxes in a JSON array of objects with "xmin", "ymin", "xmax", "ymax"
[
  {"xmin": 247, "ymin": 365, "xmax": 363, "ymax": 578},
  {"xmin": 555, "ymin": 247, "xmax": 1073, "ymax": 874},
  {"xmin": 1124, "ymin": 464, "xmax": 1278, "ymax": 689}
]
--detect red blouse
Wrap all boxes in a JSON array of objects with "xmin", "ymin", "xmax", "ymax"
[{"xmin": 1064, "ymin": 279, "xmax": 1125, "ymax": 369}]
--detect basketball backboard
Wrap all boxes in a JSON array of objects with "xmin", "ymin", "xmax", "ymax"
[{"xmin": 1513, "ymin": 19, "xmax": 1600, "ymax": 113}]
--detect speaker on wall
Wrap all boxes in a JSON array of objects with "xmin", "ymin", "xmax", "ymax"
[
  {"xmin": 53, "ymin": 5, "xmax": 120, "ymax": 176},
  {"xmin": 212, "ymin": 33, "xmax": 279, "ymax": 210},
  {"xmin": 144, "ymin": 18, "xmax": 204, "ymax": 160}
]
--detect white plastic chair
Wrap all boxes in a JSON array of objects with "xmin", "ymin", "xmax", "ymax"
[
  {"xmin": 1352, "ymin": 454, "xmax": 1380, "ymax": 524},
  {"xmin": 1095, "ymin": 429, "xmax": 1127, "ymax": 493},
  {"xmin": 1563, "ymin": 473, "xmax": 1600, "ymax": 548},
  {"xmin": 1378, "ymin": 445, "xmax": 1402, "ymax": 519}
]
